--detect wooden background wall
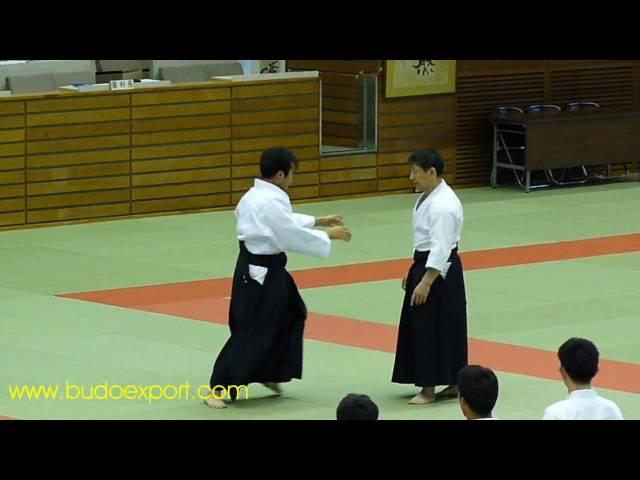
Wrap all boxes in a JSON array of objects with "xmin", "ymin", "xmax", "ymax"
[
  {"xmin": 290, "ymin": 59, "xmax": 640, "ymax": 195},
  {"xmin": 2, "ymin": 61, "xmax": 639, "ymax": 230},
  {"xmin": 0, "ymin": 78, "xmax": 321, "ymax": 228}
]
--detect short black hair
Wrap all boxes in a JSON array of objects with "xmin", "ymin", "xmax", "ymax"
[
  {"xmin": 260, "ymin": 147, "xmax": 299, "ymax": 178},
  {"xmin": 458, "ymin": 365, "xmax": 499, "ymax": 417},
  {"xmin": 336, "ymin": 393, "xmax": 379, "ymax": 420},
  {"xmin": 558, "ymin": 337, "xmax": 599, "ymax": 384},
  {"xmin": 408, "ymin": 149, "xmax": 444, "ymax": 176}
]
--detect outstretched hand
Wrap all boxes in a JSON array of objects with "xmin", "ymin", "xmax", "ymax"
[
  {"xmin": 317, "ymin": 215, "xmax": 344, "ymax": 227},
  {"xmin": 327, "ymin": 226, "xmax": 352, "ymax": 242}
]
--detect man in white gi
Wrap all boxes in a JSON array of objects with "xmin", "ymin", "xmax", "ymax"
[
  {"xmin": 205, "ymin": 147, "xmax": 351, "ymax": 409},
  {"xmin": 392, "ymin": 149, "xmax": 468, "ymax": 405}
]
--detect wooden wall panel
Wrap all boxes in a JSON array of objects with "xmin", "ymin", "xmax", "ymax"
[
  {"xmin": 25, "ymin": 94, "xmax": 131, "ymax": 223},
  {"xmin": 230, "ymin": 79, "xmax": 320, "ymax": 204},
  {"xmin": 130, "ymin": 87, "xmax": 232, "ymax": 214},
  {"xmin": 378, "ymin": 92, "xmax": 456, "ymax": 190},
  {"xmin": 288, "ymin": 61, "xmax": 380, "ymax": 150},
  {"xmin": 319, "ymin": 153, "xmax": 377, "ymax": 197},
  {"xmin": 0, "ymin": 100, "xmax": 25, "ymax": 226}
]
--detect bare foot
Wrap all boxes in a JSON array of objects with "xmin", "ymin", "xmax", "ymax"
[
  {"xmin": 436, "ymin": 385, "xmax": 459, "ymax": 400},
  {"xmin": 263, "ymin": 383, "xmax": 283, "ymax": 395},
  {"xmin": 203, "ymin": 396, "xmax": 227, "ymax": 409},
  {"xmin": 408, "ymin": 391, "xmax": 436, "ymax": 405}
]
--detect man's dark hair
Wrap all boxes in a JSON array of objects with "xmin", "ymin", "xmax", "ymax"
[
  {"xmin": 458, "ymin": 365, "xmax": 499, "ymax": 417},
  {"xmin": 558, "ymin": 337, "xmax": 599, "ymax": 384},
  {"xmin": 260, "ymin": 147, "xmax": 299, "ymax": 178},
  {"xmin": 408, "ymin": 149, "xmax": 444, "ymax": 176},
  {"xmin": 336, "ymin": 393, "xmax": 379, "ymax": 420}
]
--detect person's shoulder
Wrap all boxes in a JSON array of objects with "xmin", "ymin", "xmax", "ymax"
[
  {"xmin": 599, "ymin": 396, "xmax": 624, "ymax": 417},
  {"xmin": 432, "ymin": 195, "xmax": 462, "ymax": 215},
  {"xmin": 235, "ymin": 189, "xmax": 250, "ymax": 207},
  {"xmin": 447, "ymin": 187, "xmax": 464, "ymax": 207},
  {"xmin": 245, "ymin": 183, "xmax": 286, "ymax": 201},
  {"xmin": 252, "ymin": 188, "xmax": 291, "ymax": 217},
  {"xmin": 237, "ymin": 187, "xmax": 266, "ymax": 210},
  {"xmin": 543, "ymin": 399, "xmax": 568, "ymax": 418},
  {"xmin": 435, "ymin": 183, "xmax": 462, "ymax": 205}
]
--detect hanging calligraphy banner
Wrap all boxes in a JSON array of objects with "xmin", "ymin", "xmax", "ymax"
[{"xmin": 385, "ymin": 60, "xmax": 456, "ymax": 98}]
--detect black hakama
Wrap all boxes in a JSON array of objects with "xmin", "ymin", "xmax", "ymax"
[
  {"xmin": 392, "ymin": 247, "xmax": 468, "ymax": 387},
  {"xmin": 209, "ymin": 242, "xmax": 307, "ymax": 398}
]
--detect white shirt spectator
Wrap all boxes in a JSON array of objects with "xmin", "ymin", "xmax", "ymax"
[{"xmin": 543, "ymin": 389, "xmax": 624, "ymax": 420}]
